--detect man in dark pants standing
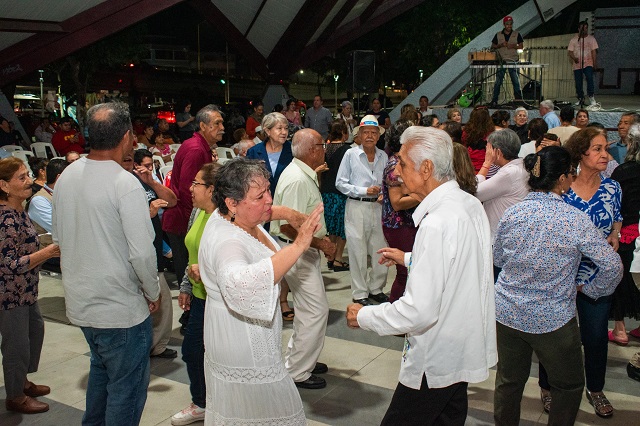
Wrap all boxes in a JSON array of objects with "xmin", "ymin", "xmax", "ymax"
[
  {"xmin": 162, "ymin": 105, "xmax": 223, "ymax": 289},
  {"xmin": 489, "ymin": 16, "xmax": 524, "ymax": 107},
  {"xmin": 568, "ymin": 20, "xmax": 599, "ymax": 106}
]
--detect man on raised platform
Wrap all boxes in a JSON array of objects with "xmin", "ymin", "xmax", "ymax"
[
  {"xmin": 568, "ymin": 20, "xmax": 598, "ymax": 107},
  {"xmin": 489, "ymin": 16, "xmax": 523, "ymax": 107}
]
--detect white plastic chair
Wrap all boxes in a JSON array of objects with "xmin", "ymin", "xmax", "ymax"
[
  {"xmin": 12, "ymin": 150, "xmax": 34, "ymax": 170},
  {"xmin": 159, "ymin": 165, "xmax": 173, "ymax": 181},
  {"xmin": 31, "ymin": 142, "xmax": 58, "ymax": 159},
  {"xmin": 216, "ymin": 147, "xmax": 236, "ymax": 160},
  {"xmin": 51, "ymin": 157, "xmax": 66, "ymax": 161},
  {"xmin": 2, "ymin": 145, "xmax": 23, "ymax": 152},
  {"xmin": 170, "ymin": 144, "xmax": 182, "ymax": 153}
]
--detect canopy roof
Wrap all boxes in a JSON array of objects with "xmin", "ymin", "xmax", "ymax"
[{"xmin": 0, "ymin": 0, "xmax": 425, "ymax": 85}]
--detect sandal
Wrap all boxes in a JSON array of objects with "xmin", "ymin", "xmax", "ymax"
[
  {"xmin": 540, "ymin": 388, "xmax": 551, "ymax": 414},
  {"xmin": 280, "ymin": 302, "xmax": 294, "ymax": 321},
  {"xmin": 332, "ymin": 260, "xmax": 350, "ymax": 272},
  {"xmin": 586, "ymin": 389, "xmax": 613, "ymax": 418},
  {"xmin": 608, "ymin": 330, "xmax": 629, "ymax": 346}
]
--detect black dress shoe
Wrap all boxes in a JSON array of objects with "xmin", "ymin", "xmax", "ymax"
[
  {"xmin": 628, "ymin": 362, "xmax": 640, "ymax": 382},
  {"xmin": 311, "ymin": 362, "xmax": 328, "ymax": 374},
  {"xmin": 352, "ymin": 298, "xmax": 373, "ymax": 306},
  {"xmin": 152, "ymin": 348, "xmax": 178, "ymax": 358},
  {"xmin": 295, "ymin": 374, "xmax": 326, "ymax": 389},
  {"xmin": 369, "ymin": 293, "xmax": 390, "ymax": 304}
]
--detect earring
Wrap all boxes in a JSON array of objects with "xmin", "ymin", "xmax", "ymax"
[{"xmin": 230, "ymin": 211, "xmax": 235, "ymax": 222}]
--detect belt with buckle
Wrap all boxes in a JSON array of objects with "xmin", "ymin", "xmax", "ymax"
[
  {"xmin": 348, "ymin": 196, "xmax": 377, "ymax": 202},
  {"xmin": 278, "ymin": 236, "xmax": 294, "ymax": 244}
]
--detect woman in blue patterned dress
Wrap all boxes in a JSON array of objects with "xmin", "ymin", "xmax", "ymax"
[
  {"xmin": 320, "ymin": 120, "xmax": 350, "ymax": 271},
  {"xmin": 538, "ymin": 127, "xmax": 623, "ymax": 418},
  {"xmin": 493, "ymin": 147, "xmax": 622, "ymax": 425}
]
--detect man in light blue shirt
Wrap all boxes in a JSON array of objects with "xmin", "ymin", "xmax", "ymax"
[
  {"xmin": 336, "ymin": 115, "xmax": 388, "ymax": 305},
  {"xmin": 539, "ymin": 100, "xmax": 560, "ymax": 129},
  {"xmin": 28, "ymin": 159, "xmax": 69, "ymax": 238},
  {"xmin": 608, "ymin": 112, "xmax": 638, "ymax": 164}
]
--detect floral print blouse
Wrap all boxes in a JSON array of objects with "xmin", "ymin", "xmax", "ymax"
[
  {"xmin": 562, "ymin": 176, "xmax": 622, "ymax": 287},
  {"xmin": 0, "ymin": 205, "xmax": 40, "ymax": 310},
  {"xmin": 381, "ymin": 154, "xmax": 415, "ymax": 229}
]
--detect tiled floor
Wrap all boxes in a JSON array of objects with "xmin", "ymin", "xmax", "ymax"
[{"xmin": 1, "ymin": 265, "xmax": 639, "ymax": 425}]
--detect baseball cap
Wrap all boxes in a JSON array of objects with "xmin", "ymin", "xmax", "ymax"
[{"xmin": 503, "ymin": 16, "xmax": 513, "ymax": 24}]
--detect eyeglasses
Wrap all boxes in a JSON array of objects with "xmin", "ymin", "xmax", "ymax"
[
  {"xmin": 191, "ymin": 181, "xmax": 208, "ymax": 188},
  {"xmin": 315, "ymin": 142, "xmax": 327, "ymax": 150}
]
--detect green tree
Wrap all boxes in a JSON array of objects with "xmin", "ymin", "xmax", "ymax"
[{"xmin": 48, "ymin": 24, "xmax": 148, "ymax": 129}]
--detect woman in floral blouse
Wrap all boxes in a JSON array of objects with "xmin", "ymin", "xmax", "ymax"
[
  {"xmin": 380, "ymin": 121, "xmax": 419, "ymax": 302},
  {"xmin": 538, "ymin": 127, "xmax": 623, "ymax": 418},
  {"xmin": 493, "ymin": 146, "xmax": 622, "ymax": 425},
  {"xmin": 0, "ymin": 157, "xmax": 60, "ymax": 414}
]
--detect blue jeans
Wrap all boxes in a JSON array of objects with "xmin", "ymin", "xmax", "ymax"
[
  {"xmin": 491, "ymin": 67, "xmax": 522, "ymax": 103},
  {"xmin": 574, "ymin": 66, "xmax": 594, "ymax": 100},
  {"xmin": 539, "ymin": 293, "xmax": 612, "ymax": 392},
  {"xmin": 182, "ymin": 296, "xmax": 206, "ymax": 408},
  {"xmin": 81, "ymin": 316, "xmax": 152, "ymax": 426}
]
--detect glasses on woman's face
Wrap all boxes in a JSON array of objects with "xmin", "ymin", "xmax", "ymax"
[{"xmin": 191, "ymin": 181, "xmax": 208, "ymax": 188}]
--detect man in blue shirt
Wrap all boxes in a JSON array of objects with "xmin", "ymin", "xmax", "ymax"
[
  {"xmin": 608, "ymin": 112, "xmax": 639, "ymax": 164},
  {"xmin": 539, "ymin": 100, "xmax": 560, "ymax": 129}
]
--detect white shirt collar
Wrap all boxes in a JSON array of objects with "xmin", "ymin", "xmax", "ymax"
[{"xmin": 412, "ymin": 180, "xmax": 460, "ymax": 226}]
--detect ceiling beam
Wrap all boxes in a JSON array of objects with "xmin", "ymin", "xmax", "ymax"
[
  {"xmin": 360, "ymin": 0, "xmax": 385, "ymax": 24},
  {"xmin": 244, "ymin": 0, "xmax": 269, "ymax": 37},
  {"xmin": 0, "ymin": 0, "xmax": 185, "ymax": 85},
  {"xmin": 188, "ymin": 0, "xmax": 268, "ymax": 77},
  {"xmin": 313, "ymin": 0, "xmax": 360, "ymax": 46},
  {"xmin": 267, "ymin": 0, "xmax": 339, "ymax": 78},
  {"xmin": 0, "ymin": 18, "xmax": 65, "ymax": 34},
  {"xmin": 295, "ymin": 0, "xmax": 426, "ymax": 73}
]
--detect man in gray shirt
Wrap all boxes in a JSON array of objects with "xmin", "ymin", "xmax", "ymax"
[
  {"xmin": 52, "ymin": 102, "xmax": 160, "ymax": 425},
  {"xmin": 304, "ymin": 95, "xmax": 333, "ymax": 140}
]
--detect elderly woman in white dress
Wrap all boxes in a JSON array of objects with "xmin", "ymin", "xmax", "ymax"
[{"xmin": 198, "ymin": 158, "xmax": 323, "ymax": 425}]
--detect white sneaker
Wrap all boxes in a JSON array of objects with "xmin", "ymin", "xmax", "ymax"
[
  {"xmin": 573, "ymin": 99, "xmax": 583, "ymax": 107},
  {"xmin": 589, "ymin": 96, "xmax": 596, "ymax": 105},
  {"xmin": 171, "ymin": 403, "xmax": 206, "ymax": 425}
]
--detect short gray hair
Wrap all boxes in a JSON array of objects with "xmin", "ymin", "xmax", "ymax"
[
  {"xmin": 341, "ymin": 100, "xmax": 352, "ymax": 109},
  {"xmin": 213, "ymin": 158, "xmax": 271, "ymax": 215},
  {"xmin": 540, "ymin": 100, "xmax": 554, "ymax": 111},
  {"xmin": 514, "ymin": 107, "xmax": 528, "ymax": 116},
  {"xmin": 87, "ymin": 102, "xmax": 132, "ymax": 151},
  {"xmin": 488, "ymin": 128, "xmax": 521, "ymax": 161},
  {"xmin": 261, "ymin": 112, "xmax": 288, "ymax": 132},
  {"xmin": 195, "ymin": 104, "xmax": 221, "ymax": 128},
  {"xmin": 625, "ymin": 123, "xmax": 640, "ymax": 162},
  {"xmin": 400, "ymin": 126, "xmax": 455, "ymax": 182},
  {"xmin": 291, "ymin": 128, "xmax": 318, "ymax": 159}
]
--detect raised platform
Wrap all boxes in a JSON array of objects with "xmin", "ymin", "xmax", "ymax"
[{"xmin": 430, "ymin": 94, "xmax": 640, "ymax": 141}]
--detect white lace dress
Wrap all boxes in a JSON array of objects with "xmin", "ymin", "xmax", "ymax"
[{"xmin": 198, "ymin": 210, "xmax": 306, "ymax": 425}]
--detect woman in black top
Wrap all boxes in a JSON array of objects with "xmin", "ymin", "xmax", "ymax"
[{"xmin": 609, "ymin": 123, "xmax": 640, "ymax": 344}]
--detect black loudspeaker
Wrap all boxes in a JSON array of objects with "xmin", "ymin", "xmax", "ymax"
[
  {"xmin": 522, "ymin": 81, "xmax": 542, "ymax": 102},
  {"xmin": 348, "ymin": 50, "xmax": 376, "ymax": 93}
]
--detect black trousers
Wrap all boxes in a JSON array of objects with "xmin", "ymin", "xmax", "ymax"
[
  {"xmin": 166, "ymin": 232, "xmax": 188, "ymax": 284},
  {"xmin": 381, "ymin": 375, "xmax": 468, "ymax": 426}
]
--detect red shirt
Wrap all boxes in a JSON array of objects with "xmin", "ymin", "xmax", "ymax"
[
  {"xmin": 162, "ymin": 132, "xmax": 213, "ymax": 235},
  {"xmin": 52, "ymin": 129, "xmax": 85, "ymax": 155}
]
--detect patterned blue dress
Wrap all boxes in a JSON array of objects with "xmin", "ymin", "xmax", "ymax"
[{"xmin": 562, "ymin": 176, "xmax": 622, "ymax": 288}]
